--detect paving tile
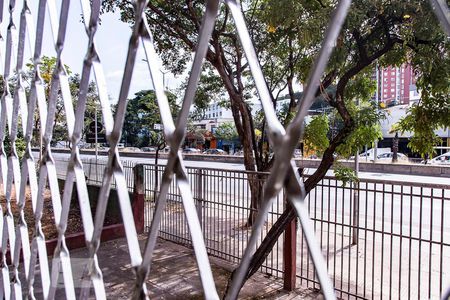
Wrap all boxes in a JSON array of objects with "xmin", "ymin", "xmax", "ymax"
[{"xmin": 29, "ymin": 235, "xmax": 321, "ymax": 299}]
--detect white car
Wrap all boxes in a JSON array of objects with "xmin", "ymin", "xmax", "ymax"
[
  {"xmin": 375, "ymin": 152, "xmax": 408, "ymax": 162},
  {"xmin": 429, "ymin": 152, "xmax": 450, "ymax": 165}
]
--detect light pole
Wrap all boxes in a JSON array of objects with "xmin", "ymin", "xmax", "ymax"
[
  {"xmin": 160, "ymin": 69, "xmax": 169, "ymax": 89},
  {"xmin": 374, "ymin": 63, "xmax": 380, "ymax": 163},
  {"xmin": 352, "ymin": 98, "xmax": 361, "ymax": 245},
  {"xmin": 141, "ymin": 58, "xmax": 170, "ymax": 89}
]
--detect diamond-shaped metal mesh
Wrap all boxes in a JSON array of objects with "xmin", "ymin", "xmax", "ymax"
[{"xmin": 0, "ymin": 0, "xmax": 448, "ymax": 299}]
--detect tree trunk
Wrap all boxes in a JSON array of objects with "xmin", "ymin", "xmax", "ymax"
[
  {"xmin": 246, "ymin": 173, "xmax": 264, "ymax": 226},
  {"xmin": 223, "ymin": 118, "xmax": 354, "ymax": 296},
  {"xmin": 392, "ymin": 132, "xmax": 398, "ymax": 163},
  {"xmin": 211, "ymin": 56, "xmax": 264, "ymax": 226}
]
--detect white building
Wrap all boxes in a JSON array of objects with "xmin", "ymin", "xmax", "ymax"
[
  {"xmin": 203, "ymin": 101, "xmax": 233, "ymax": 120},
  {"xmin": 195, "ymin": 100, "xmax": 263, "ymax": 132},
  {"xmin": 192, "ymin": 101, "xmax": 234, "ymax": 132}
]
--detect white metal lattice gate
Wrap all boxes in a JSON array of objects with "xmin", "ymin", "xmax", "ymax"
[{"xmin": 0, "ymin": 0, "xmax": 448, "ymax": 299}]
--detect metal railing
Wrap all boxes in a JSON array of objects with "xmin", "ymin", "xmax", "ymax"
[
  {"xmin": 139, "ymin": 163, "xmax": 450, "ymax": 300},
  {"xmin": 299, "ymin": 177, "xmax": 450, "ymax": 299},
  {"xmin": 142, "ymin": 164, "xmax": 285, "ymax": 278},
  {"xmin": 42, "ymin": 158, "xmax": 450, "ymax": 299},
  {"xmin": 51, "ymin": 156, "xmax": 136, "ymax": 191}
]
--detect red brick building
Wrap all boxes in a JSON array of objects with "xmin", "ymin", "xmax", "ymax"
[{"xmin": 374, "ymin": 64, "xmax": 416, "ymax": 105}]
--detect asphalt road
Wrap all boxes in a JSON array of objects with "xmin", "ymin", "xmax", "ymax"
[{"xmin": 45, "ymin": 151, "xmax": 450, "ymax": 186}]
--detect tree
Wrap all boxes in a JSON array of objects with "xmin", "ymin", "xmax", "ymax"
[
  {"xmin": 120, "ymin": 89, "xmax": 180, "ymax": 147},
  {"xmin": 232, "ymin": 0, "xmax": 449, "ymax": 290},
  {"xmin": 103, "ymin": 0, "xmax": 450, "ymax": 291},
  {"xmin": 68, "ymin": 74, "xmax": 101, "ymax": 144},
  {"xmin": 102, "ymin": 0, "xmax": 301, "ymax": 225},
  {"xmin": 214, "ymin": 122, "xmax": 239, "ymax": 142},
  {"xmin": 25, "ymin": 56, "xmax": 73, "ymax": 145},
  {"xmin": 303, "ymin": 114, "xmax": 330, "ymax": 156}
]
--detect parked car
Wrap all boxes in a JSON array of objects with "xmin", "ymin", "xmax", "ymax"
[
  {"xmin": 141, "ymin": 147, "xmax": 156, "ymax": 152},
  {"xmin": 183, "ymin": 148, "xmax": 201, "ymax": 154},
  {"xmin": 352, "ymin": 148, "xmax": 391, "ymax": 160},
  {"xmin": 428, "ymin": 152, "xmax": 450, "ymax": 165},
  {"xmin": 122, "ymin": 147, "xmax": 142, "ymax": 152},
  {"xmin": 293, "ymin": 149, "xmax": 302, "ymax": 158},
  {"xmin": 374, "ymin": 152, "xmax": 408, "ymax": 162},
  {"xmin": 234, "ymin": 150, "xmax": 244, "ymax": 156},
  {"xmin": 203, "ymin": 148, "xmax": 227, "ymax": 155}
]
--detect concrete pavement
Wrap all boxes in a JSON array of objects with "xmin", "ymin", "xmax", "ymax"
[{"xmin": 38, "ymin": 235, "xmax": 321, "ymax": 299}]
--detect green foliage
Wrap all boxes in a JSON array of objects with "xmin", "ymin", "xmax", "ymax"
[
  {"xmin": 102, "ymin": 0, "xmax": 450, "ymax": 169},
  {"xmin": 68, "ymin": 74, "xmax": 101, "ymax": 143},
  {"xmin": 397, "ymin": 100, "xmax": 448, "ymax": 158},
  {"xmin": 3, "ymin": 135, "xmax": 26, "ymax": 160},
  {"xmin": 334, "ymin": 165, "xmax": 359, "ymax": 187},
  {"xmin": 214, "ymin": 122, "xmax": 239, "ymax": 141},
  {"xmin": 303, "ymin": 114, "xmax": 329, "ymax": 156},
  {"xmin": 15, "ymin": 137, "xmax": 26, "ymax": 159},
  {"xmin": 336, "ymin": 99, "xmax": 385, "ymax": 158},
  {"xmin": 24, "ymin": 56, "xmax": 82, "ymax": 145},
  {"xmin": 184, "ymin": 70, "xmax": 227, "ymax": 120},
  {"xmin": 120, "ymin": 90, "xmax": 180, "ymax": 147},
  {"xmin": 395, "ymin": 13, "xmax": 450, "ymax": 158}
]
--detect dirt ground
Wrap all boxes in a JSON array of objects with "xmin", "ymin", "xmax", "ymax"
[{"xmin": 0, "ymin": 184, "xmax": 116, "ymax": 241}]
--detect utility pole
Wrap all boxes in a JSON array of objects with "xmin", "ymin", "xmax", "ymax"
[
  {"xmin": 352, "ymin": 98, "xmax": 361, "ymax": 245},
  {"xmin": 374, "ymin": 63, "xmax": 380, "ymax": 163}
]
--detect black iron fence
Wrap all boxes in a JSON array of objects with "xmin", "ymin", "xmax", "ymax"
[
  {"xmin": 52, "ymin": 157, "xmax": 450, "ymax": 299},
  {"xmin": 53, "ymin": 156, "xmax": 135, "ymax": 190},
  {"xmin": 298, "ymin": 177, "xmax": 450, "ymax": 299},
  {"xmin": 141, "ymin": 164, "xmax": 285, "ymax": 278},
  {"xmin": 140, "ymin": 163, "xmax": 450, "ymax": 300}
]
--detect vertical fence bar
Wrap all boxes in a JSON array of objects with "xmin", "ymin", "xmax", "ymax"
[
  {"xmin": 418, "ymin": 186, "xmax": 423, "ymax": 300},
  {"xmin": 133, "ymin": 164, "xmax": 145, "ymax": 233},
  {"xmin": 283, "ymin": 204, "xmax": 297, "ymax": 291},
  {"xmin": 196, "ymin": 169, "xmax": 203, "ymax": 229},
  {"xmin": 352, "ymin": 180, "xmax": 359, "ymax": 245},
  {"xmin": 398, "ymin": 184, "xmax": 403, "ymax": 300}
]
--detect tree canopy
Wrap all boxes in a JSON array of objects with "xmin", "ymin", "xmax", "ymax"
[
  {"xmin": 102, "ymin": 0, "xmax": 450, "ymax": 289},
  {"xmin": 214, "ymin": 122, "xmax": 239, "ymax": 142},
  {"xmin": 120, "ymin": 90, "xmax": 180, "ymax": 147}
]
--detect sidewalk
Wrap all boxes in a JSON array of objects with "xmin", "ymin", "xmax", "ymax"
[{"xmin": 45, "ymin": 234, "xmax": 320, "ymax": 299}]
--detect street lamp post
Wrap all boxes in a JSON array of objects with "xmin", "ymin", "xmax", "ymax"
[
  {"xmin": 352, "ymin": 98, "xmax": 361, "ymax": 245},
  {"xmin": 374, "ymin": 63, "xmax": 380, "ymax": 163},
  {"xmin": 160, "ymin": 69, "xmax": 169, "ymax": 89}
]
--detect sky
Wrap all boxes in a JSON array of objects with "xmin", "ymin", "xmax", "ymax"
[
  {"xmin": 1, "ymin": 1, "xmax": 181, "ymax": 104},
  {"xmin": 1, "ymin": 1, "xmax": 296, "ymax": 110}
]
